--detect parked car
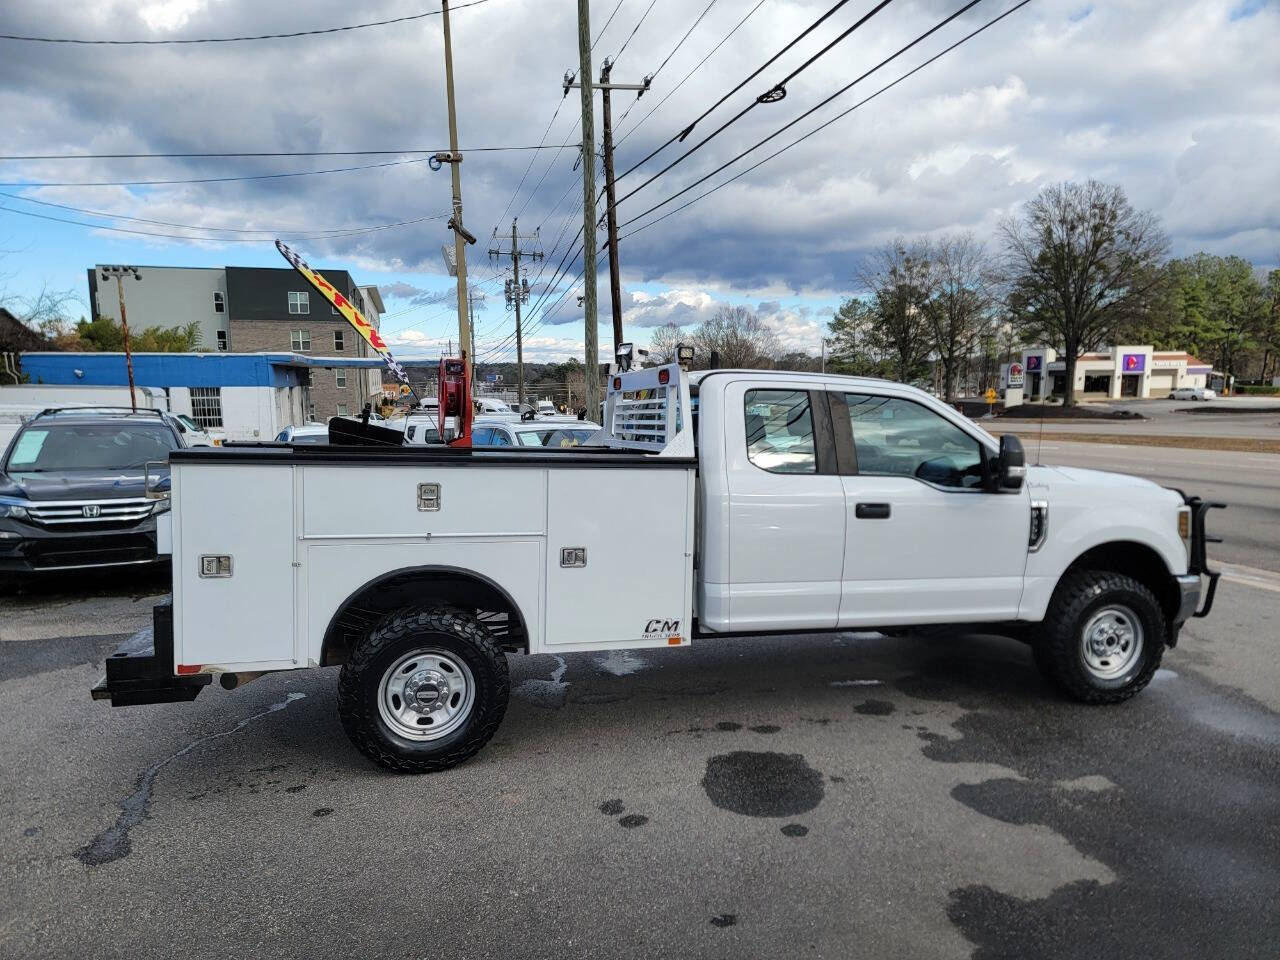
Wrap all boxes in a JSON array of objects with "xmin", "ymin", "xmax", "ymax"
[
  {"xmin": 92, "ymin": 364, "xmax": 1223, "ymax": 774},
  {"xmin": 385, "ymin": 412, "xmax": 442, "ymax": 445},
  {"xmin": 474, "ymin": 397, "xmax": 517, "ymax": 416},
  {"xmin": 173, "ymin": 414, "xmax": 223, "ymax": 447},
  {"xmin": 274, "ymin": 423, "xmax": 330, "ymax": 445},
  {"xmin": 472, "ymin": 417, "xmax": 601, "ymax": 448},
  {"xmin": 536, "ymin": 400, "xmax": 558, "ymax": 418},
  {"xmin": 0, "ymin": 407, "xmax": 182, "ymax": 573},
  {"xmin": 1169, "ymin": 387, "xmax": 1216, "ymax": 401}
]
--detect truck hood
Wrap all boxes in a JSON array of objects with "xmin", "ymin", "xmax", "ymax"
[
  {"xmin": 1035, "ymin": 464, "xmax": 1160, "ymax": 490},
  {"xmin": 1027, "ymin": 464, "xmax": 1182, "ymax": 506},
  {"xmin": 0, "ymin": 469, "xmax": 159, "ymax": 502}
]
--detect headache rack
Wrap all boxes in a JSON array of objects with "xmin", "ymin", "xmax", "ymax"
[{"xmin": 603, "ymin": 362, "xmax": 694, "ymax": 456}]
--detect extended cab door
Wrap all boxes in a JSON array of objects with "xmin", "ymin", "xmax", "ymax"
[
  {"xmin": 830, "ymin": 389, "xmax": 1029, "ymax": 626},
  {"xmin": 719, "ymin": 380, "xmax": 846, "ymax": 631}
]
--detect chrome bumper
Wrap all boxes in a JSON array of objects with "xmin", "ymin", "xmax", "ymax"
[{"xmin": 1174, "ymin": 574, "xmax": 1202, "ymax": 625}]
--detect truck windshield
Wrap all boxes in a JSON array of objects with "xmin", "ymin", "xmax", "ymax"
[{"xmin": 5, "ymin": 423, "xmax": 179, "ymax": 473}]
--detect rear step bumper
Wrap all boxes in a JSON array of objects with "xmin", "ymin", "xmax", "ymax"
[{"xmin": 90, "ymin": 600, "xmax": 210, "ymax": 706}]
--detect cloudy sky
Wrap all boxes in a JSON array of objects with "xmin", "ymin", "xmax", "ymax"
[{"xmin": 1, "ymin": 0, "xmax": 1276, "ymax": 363}]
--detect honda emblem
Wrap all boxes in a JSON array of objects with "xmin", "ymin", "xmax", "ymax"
[{"xmin": 82, "ymin": 505, "xmax": 100, "ymax": 518}]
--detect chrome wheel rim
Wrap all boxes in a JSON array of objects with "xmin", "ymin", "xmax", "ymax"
[
  {"xmin": 1080, "ymin": 605, "xmax": 1144, "ymax": 680},
  {"xmin": 377, "ymin": 649, "xmax": 475, "ymax": 741}
]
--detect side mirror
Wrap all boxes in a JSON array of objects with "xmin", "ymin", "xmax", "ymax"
[{"xmin": 996, "ymin": 434, "xmax": 1026, "ymax": 492}]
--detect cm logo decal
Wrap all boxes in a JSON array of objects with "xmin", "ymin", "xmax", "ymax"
[{"xmin": 643, "ymin": 618, "xmax": 680, "ymax": 637}]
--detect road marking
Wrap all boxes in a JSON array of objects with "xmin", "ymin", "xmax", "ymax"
[{"xmin": 1220, "ymin": 563, "xmax": 1280, "ymax": 594}]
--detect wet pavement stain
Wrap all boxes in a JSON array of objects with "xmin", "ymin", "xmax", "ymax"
[
  {"xmin": 780, "ymin": 824, "xmax": 809, "ymax": 837},
  {"xmin": 286, "ymin": 784, "xmax": 306, "ymax": 794},
  {"xmin": 853, "ymin": 699, "xmax": 895, "ymax": 716},
  {"xmin": 715, "ymin": 721, "xmax": 743, "ymax": 731},
  {"xmin": 702, "ymin": 751, "xmax": 824, "ymax": 818},
  {"xmin": 23, "ymin": 827, "xmax": 40, "ymax": 838},
  {"xmin": 899, "ymin": 650, "xmax": 1280, "ymax": 958},
  {"xmin": 312, "ymin": 807, "xmax": 334, "ymax": 818},
  {"xmin": 709, "ymin": 914, "xmax": 736, "ymax": 928},
  {"xmin": 599, "ymin": 799, "xmax": 625, "ymax": 816},
  {"xmin": 513, "ymin": 656, "xmax": 569, "ymax": 708},
  {"xmin": 749, "ymin": 724, "xmax": 781, "ymax": 734},
  {"xmin": 618, "ymin": 814, "xmax": 648, "ymax": 828},
  {"xmin": 75, "ymin": 691, "xmax": 306, "ymax": 866}
]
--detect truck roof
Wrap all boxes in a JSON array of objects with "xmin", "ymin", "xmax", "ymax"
[{"xmin": 687, "ymin": 368, "xmax": 900, "ymax": 392}]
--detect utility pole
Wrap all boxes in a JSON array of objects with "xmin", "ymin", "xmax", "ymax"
[
  {"xmin": 100, "ymin": 266, "xmax": 141, "ymax": 411},
  {"xmin": 566, "ymin": 58, "xmax": 651, "ymax": 359},
  {"xmin": 489, "ymin": 220, "xmax": 543, "ymax": 412},
  {"xmin": 573, "ymin": 0, "xmax": 600, "ymax": 418},
  {"xmin": 439, "ymin": 0, "xmax": 475, "ymax": 375}
]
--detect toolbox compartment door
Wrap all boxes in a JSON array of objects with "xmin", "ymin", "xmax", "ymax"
[
  {"xmin": 542, "ymin": 467, "xmax": 694, "ymax": 651},
  {"xmin": 173, "ymin": 463, "xmax": 297, "ymax": 668}
]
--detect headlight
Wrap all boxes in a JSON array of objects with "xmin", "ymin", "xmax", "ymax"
[
  {"xmin": 150, "ymin": 498, "xmax": 172, "ymax": 516},
  {"xmin": 0, "ymin": 501, "xmax": 29, "ymax": 521}
]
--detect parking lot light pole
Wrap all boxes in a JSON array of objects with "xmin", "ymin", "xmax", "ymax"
[{"xmin": 100, "ymin": 266, "xmax": 141, "ymax": 411}]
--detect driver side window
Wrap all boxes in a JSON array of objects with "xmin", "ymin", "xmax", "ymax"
[{"xmin": 843, "ymin": 394, "xmax": 984, "ymax": 489}]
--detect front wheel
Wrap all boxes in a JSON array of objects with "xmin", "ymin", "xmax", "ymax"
[
  {"xmin": 1033, "ymin": 570, "xmax": 1165, "ymax": 704},
  {"xmin": 337, "ymin": 603, "xmax": 509, "ymax": 772}
]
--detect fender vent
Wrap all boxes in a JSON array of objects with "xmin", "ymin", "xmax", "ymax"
[{"xmin": 1029, "ymin": 501, "xmax": 1048, "ymax": 552}]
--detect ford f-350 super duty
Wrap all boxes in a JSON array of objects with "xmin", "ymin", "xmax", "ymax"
[{"xmin": 92, "ymin": 363, "xmax": 1223, "ymax": 772}]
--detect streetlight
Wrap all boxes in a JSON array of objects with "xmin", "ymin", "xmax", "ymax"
[{"xmin": 99, "ymin": 266, "xmax": 141, "ymax": 411}]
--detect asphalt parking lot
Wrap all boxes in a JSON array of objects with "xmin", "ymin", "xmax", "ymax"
[{"xmin": 2, "ymin": 442, "xmax": 1278, "ymax": 960}]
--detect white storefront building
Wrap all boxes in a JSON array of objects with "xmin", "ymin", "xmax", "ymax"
[{"xmin": 1013, "ymin": 346, "xmax": 1212, "ymax": 401}]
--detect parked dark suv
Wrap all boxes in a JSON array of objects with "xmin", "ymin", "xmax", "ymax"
[{"xmin": 0, "ymin": 408, "xmax": 184, "ymax": 573}]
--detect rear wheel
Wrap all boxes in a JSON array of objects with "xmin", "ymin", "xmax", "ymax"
[
  {"xmin": 1033, "ymin": 570, "xmax": 1164, "ymax": 704},
  {"xmin": 337, "ymin": 603, "xmax": 509, "ymax": 773}
]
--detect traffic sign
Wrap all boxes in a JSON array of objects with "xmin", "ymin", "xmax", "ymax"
[
  {"xmin": 399, "ymin": 383, "xmax": 412, "ymax": 396},
  {"xmin": 984, "ymin": 388, "xmax": 998, "ymax": 404}
]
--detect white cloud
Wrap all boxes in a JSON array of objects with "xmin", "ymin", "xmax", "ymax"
[{"xmin": 3, "ymin": 0, "xmax": 1277, "ymax": 366}]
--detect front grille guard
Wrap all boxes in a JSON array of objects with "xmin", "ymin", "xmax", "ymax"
[{"xmin": 1184, "ymin": 494, "xmax": 1227, "ymax": 618}]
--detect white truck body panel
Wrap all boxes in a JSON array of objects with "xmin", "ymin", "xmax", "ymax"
[
  {"xmin": 161, "ymin": 363, "xmax": 1192, "ymax": 679},
  {"xmin": 170, "ymin": 453, "xmax": 695, "ymax": 672}
]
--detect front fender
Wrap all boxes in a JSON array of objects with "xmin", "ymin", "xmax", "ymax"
[{"xmin": 1018, "ymin": 495, "xmax": 1186, "ymax": 621}]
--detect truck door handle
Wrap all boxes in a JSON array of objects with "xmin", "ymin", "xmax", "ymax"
[{"xmin": 855, "ymin": 502, "xmax": 891, "ymax": 519}]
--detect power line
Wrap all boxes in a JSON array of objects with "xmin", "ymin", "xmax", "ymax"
[
  {"xmin": 0, "ymin": 156, "xmax": 431, "ymax": 188},
  {"xmin": 591, "ymin": 0, "xmax": 628, "ymax": 50},
  {"xmin": 615, "ymin": 0, "xmax": 855, "ymax": 180},
  {"xmin": 1, "ymin": 145, "xmax": 563, "ymax": 160},
  {"xmin": 613, "ymin": 0, "xmax": 896, "ymax": 205},
  {"xmin": 492, "ymin": 99, "xmax": 569, "ymax": 232},
  {"xmin": 618, "ymin": 0, "xmax": 1035, "ymax": 242},
  {"xmin": 0, "ymin": 190, "xmax": 445, "ymax": 236},
  {"xmin": 614, "ymin": 0, "xmax": 770, "ymax": 149},
  {"xmin": 0, "ymin": 202, "xmax": 443, "ymax": 243},
  {"xmin": 611, "ymin": 0, "xmax": 661, "ymax": 65},
  {"xmin": 615, "ymin": 0, "xmax": 721, "ymax": 130},
  {"xmin": 0, "ymin": 0, "xmax": 494, "ymax": 44}
]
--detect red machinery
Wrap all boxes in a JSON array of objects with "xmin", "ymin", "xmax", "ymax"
[{"xmin": 439, "ymin": 355, "xmax": 473, "ymax": 447}]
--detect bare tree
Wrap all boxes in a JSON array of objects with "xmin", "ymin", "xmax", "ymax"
[
  {"xmin": 0, "ymin": 282, "xmax": 83, "ymax": 340},
  {"xmin": 856, "ymin": 239, "xmax": 935, "ymax": 384},
  {"xmin": 691, "ymin": 305, "xmax": 779, "ymax": 368},
  {"xmin": 646, "ymin": 322, "xmax": 684, "ymax": 364},
  {"xmin": 1000, "ymin": 181, "xmax": 1169, "ymax": 406},
  {"xmin": 924, "ymin": 233, "xmax": 994, "ymax": 401}
]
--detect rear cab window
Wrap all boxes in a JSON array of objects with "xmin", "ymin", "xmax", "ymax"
[{"xmin": 744, "ymin": 389, "xmax": 816, "ymax": 474}]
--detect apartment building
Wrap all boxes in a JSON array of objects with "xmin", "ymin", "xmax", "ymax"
[{"xmin": 87, "ymin": 264, "xmax": 385, "ymax": 420}]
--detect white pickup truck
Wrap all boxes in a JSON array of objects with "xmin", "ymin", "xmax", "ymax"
[{"xmin": 92, "ymin": 363, "xmax": 1223, "ymax": 773}]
